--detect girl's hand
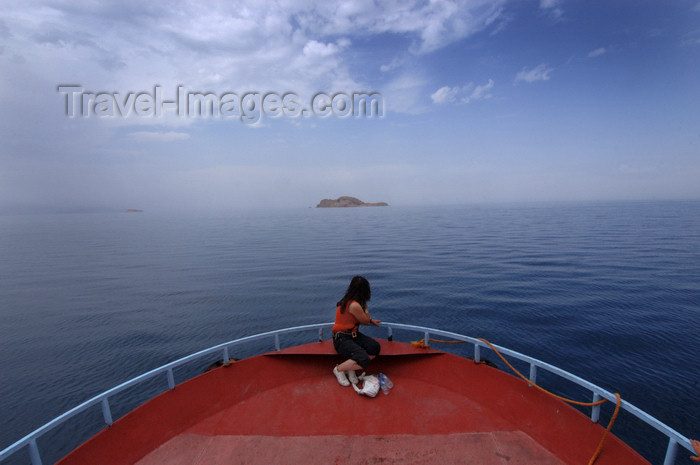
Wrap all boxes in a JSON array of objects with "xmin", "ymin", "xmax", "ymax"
[
  {"xmin": 691, "ymin": 439, "xmax": 700, "ymax": 462},
  {"xmin": 370, "ymin": 318, "xmax": 381, "ymax": 326}
]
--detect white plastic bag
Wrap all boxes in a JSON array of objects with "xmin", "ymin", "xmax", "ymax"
[{"xmin": 351, "ymin": 373, "xmax": 380, "ymax": 397}]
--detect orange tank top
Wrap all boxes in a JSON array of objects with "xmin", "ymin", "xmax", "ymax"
[{"xmin": 333, "ymin": 301, "xmax": 360, "ymax": 333}]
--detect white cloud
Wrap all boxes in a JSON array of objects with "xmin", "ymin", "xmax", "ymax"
[
  {"xmin": 490, "ymin": 12, "xmax": 513, "ymax": 36},
  {"xmin": 431, "ymin": 86, "xmax": 459, "ymax": 104},
  {"xmin": 588, "ymin": 47, "xmax": 607, "ymax": 58},
  {"xmin": 539, "ymin": 0, "xmax": 564, "ymax": 21},
  {"xmin": 384, "ymin": 72, "xmax": 430, "ymax": 114},
  {"xmin": 431, "ymin": 79, "xmax": 494, "ymax": 105},
  {"xmin": 380, "ymin": 56, "xmax": 404, "ymax": 73},
  {"xmin": 464, "ymin": 79, "xmax": 494, "ymax": 103},
  {"xmin": 320, "ymin": 0, "xmax": 509, "ymax": 55},
  {"xmin": 681, "ymin": 30, "xmax": 700, "ymax": 46},
  {"xmin": 514, "ymin": 64, "xmax": 554, "ymax": 83},
  {"xmin": 302, "ymin": 40, "xmax": 341, "ymax": 58},
  {"xmin": 0, "ymin": 0, "xmax": 512, "ymax": 123}
]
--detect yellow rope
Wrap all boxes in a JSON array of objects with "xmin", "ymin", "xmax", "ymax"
[{"xmin": 412, "ymin": 337, "xmax": 622, "ymax": 464}]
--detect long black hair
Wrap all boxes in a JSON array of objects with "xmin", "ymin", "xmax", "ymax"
[{"xmin": 337, "ymin": 276, "xmax": 371, "ymax": 313}]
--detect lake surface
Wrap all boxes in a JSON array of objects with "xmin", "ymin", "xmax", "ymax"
[{"xmin": 1, "ymin": 200, "xmax": 699, "ymax": 464}]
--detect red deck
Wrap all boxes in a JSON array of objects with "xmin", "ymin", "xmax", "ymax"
[{"xmin": 58, "ymin": 340, "xmax": 650, "ymax": 465}]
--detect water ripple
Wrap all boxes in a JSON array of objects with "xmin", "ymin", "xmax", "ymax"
[{"xmin": 1, "ymin": 201, "xmax": 699, "ymax": 464}]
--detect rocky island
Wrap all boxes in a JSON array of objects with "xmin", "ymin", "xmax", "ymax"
[{"xmin": 316, "ymin": 196, "xmax": 388, "ymax": 208}]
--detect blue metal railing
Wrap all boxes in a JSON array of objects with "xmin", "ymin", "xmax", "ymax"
[
  {"xmin": 385, "ymin": 323, "xmax": 694, "ymax": 465},
  {"xmin": 0, "ymin": 322, "xmax": 694, "ymax": 465}
]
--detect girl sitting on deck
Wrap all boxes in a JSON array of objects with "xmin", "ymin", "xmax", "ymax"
[{"xmin": 332, "ymin": 276, "xmax": 382, "ymax": 386}]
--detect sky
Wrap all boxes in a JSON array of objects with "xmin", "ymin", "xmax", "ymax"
[{"xmin": 1, "ymin": 0, "xmax": 699, "ymax": 212}]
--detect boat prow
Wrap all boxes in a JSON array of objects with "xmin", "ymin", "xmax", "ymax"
[
  {"xmin": 59, "ymin": 339, "xmax": 647, "ymax": 465},
  {"xmin": 2, "ymin": 324, "xmax": 694, "ymax": 465}
]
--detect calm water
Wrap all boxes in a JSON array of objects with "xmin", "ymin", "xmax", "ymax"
[{"xmin": 1, "ymin": 201, "xmax": 699, "ymax": 464}]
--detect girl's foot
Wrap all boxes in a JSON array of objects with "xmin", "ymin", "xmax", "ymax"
[
  {"xmin": 333, "ymin": 365, "xmax": 350, "ymax": 386},
  {"xmin": 346, "ymin": 370, "xmax": 359, "ymax": 385}
]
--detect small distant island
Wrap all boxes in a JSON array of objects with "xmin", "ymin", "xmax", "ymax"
[
  {"xmin": 316, "ymin": 196, "xmax": 388, "ymax": 208},
  {"xmin": 125, "ymin": 209, "xmax": 143, "ymax": 213}
]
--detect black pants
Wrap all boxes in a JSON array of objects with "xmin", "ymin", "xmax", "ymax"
[{"xmin": 333, "ymin": 331, "xmax": 380, "ymax": 369}]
